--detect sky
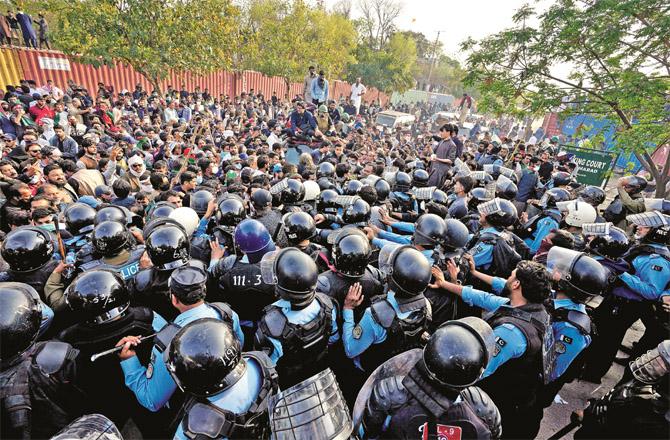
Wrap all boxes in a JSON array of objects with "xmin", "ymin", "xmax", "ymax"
[{"xmin": 324, "ymin": 0, "xmax": 556, "ymax": 63}]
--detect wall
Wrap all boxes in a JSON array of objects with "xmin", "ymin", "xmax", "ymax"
[{"xmin": 1, "ymin": 47, "xmax": 389, "ymax": 105}]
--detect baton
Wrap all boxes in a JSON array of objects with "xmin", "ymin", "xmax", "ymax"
[
  {"xmin": 547, "ymin": 409, "xmax": 584, "ymax": 440},
  {"xmin": 90, "ymin": 333, "xmax": 156, "ymax": 362}
]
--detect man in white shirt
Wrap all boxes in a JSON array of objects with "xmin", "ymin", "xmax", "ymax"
[{"xmin": 350, "ymin": 77, "xmax": 367, "ymax": 115}]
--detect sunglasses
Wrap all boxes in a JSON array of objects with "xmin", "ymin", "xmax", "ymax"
[{"xmin": 131, "ymin": 164, "xmax": 143, "ymax": 168}]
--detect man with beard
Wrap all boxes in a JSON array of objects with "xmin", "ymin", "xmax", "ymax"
[
  {"xmin": 122, "ymin": 154, "xmax": 145, "ymax": 193},
  {"xmin": 75, "ymin": 139, "xmax": 99, "ymax": 170},
  {"xmin": 0, "ymin": 182, "xmax": 32, "ymax": 232},
  {"xmin": 50, "ymin": 125, "xmax": 79, "ymax": 160},
  {"xmin": 44, "ymin": 163, "xmax": 78, "ymax": 204}
]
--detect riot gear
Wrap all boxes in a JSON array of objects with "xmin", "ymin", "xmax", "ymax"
[
  {"xmin": 1, "ymin": 227, "xmax": 54, "ymax": 272},
  {"xmin": 538, "ymin": 188, "xmax": 571, "ymax": 208},
  {"xmin": 621, "ymin": 175, "xmax": 648, "ymax": 194},
  {"xmin": 169, "ymin": 207, "xmax": 200, "ymax": 237},
  {"xmin": 272, "ymin": 178, "xmax": 305, "ymax": 205},
  {"xmin": 51, "ymin": 414, "xmax": 123, "ymax": 440},
  {"xmin": 94, "ymin": 206, "xmax": 128, "ymax": 226},
  {"xmin": 644, "ymin": 198, "xmax": 670, "ymax": 215},
  {"xmin": 559, "ymin": 200, "xmax": 598, "ymax": 227},
  {"xmin": 64, "ymin": 269, "xmax": 130, "ymax": 323},
  {"xmin": 583, "ymin": 222, "xmax": 629, "ymax": 259},
  {"xmin": 263, "ymin": 247, "xmax": 318, "ymax": 308},
  {"xmin": 147, "ymin": 202, "xmax": 176, "ymax": 221},
  {"xmin": 332, "ymin": 229, "xmax": 372, "ymax": 278},
  {"xmin": 393, "ymin": 172, "xmax": 412, "ymax": 192},
  {"xmin": 443, "ymin": 218, "xmax": 470, "ymax": 257},
  {"xmin": 91, "ymin": 221, "xmax": 130, "ymax": 256},
  {"xmin": 629, "ymin": 340, "xmax": 670, "ymax": 384},
  {"xmin": 342, "ymin": 197, "xmax": 371, "ymax": 226},
  {"xmin": 470, "ymin": 170, "xmax": 494, "ymax": 186},
  {"xmin": 64, "ymin": 203, "xmax": 96, "ymax": 236},
  {"xmin": 146, "ymin": 225, "xmax": 190, "ymax": 271},
  {"xmin": 234, "ymin": 219, "xmax": 276, "ymax": 263},
  {"xmin": 413, "ymin": 214, "xmax": 447, "ymax": 248},
  {"xmin": 495, "ymin": 175, "xmax": 518, "ymax": 200},
  {"xmin": 216, "ymin": 197, "xmax": 246, "ymax": 231},
  {"xmin": 0, "ymin": 282, "xmax": 41, "ymax": 362},
  {"xmin": 478, "ymin": 198, "xmax": 518, "ymax": 228},
  {"xmin": 579, "ymin": 186, "xmax": 606, "ymax": 207},
  {"xmin": 142, "ymin": 217, "xmax": 186, "ymax": 240},
  {"xmin": 317, "ymin": 189, "xmax": 339, "ymax": 214},
  {"xmin": 422, "ymin": 317, "xmax": 495, "ymax": 388},
  {"xmin": 282, "ymin": 212, "xmax": 316, "ymax": 244},
  {"xmin": 250, "ymin": 189, "xmax": 273, "ymax": 211},
  {"xmin": 627, "ymin": 211, "xmax": 670, "ymax": 244},
  {"xmin": 380, "ymin": 245, "xmax": 432, "ymax": 297},
  {"xmin": 317, "ymin": 161, "xmax": 335, "ymax": 179},
  {"xmin": 166, "ymin": 318, "xmax": 244, "ymax": 397},
  {"xmin": 468, "ymin": 187, "xmax": 492, "ymax": 211},
  {"xmin": 343, "ymin": 179, "xmax": 363, "ymax": 196},
  {"xmin": 374, "ymin": 179, "xmax": 390, "ymax": 202},
  {"xmin": 189, "ymin": 189, "xmax": 215, "ymax": 216},
  {"xmin": 547, "ymin": 247, "xmax": 609, "ymax": 302},
  {"xmin": 412, "ymin": 169, "xmax": 430, "ymax": 188},
  {"xmin": 317, "ymin": 177, "xmax": 336, "ymax": 192},
  {"xmin": 552, "ymin": 171, "xmax": 572, "ymax": 187}
]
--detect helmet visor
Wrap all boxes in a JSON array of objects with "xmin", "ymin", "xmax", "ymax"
[
  {"xmin": 378, "ymin": 243, "xmax": 402, "ymax": 278},
  {"xmin": 260, "ymin": 250, "xmax": 280, "ymax": 285},
  {"xmin": 627, "ymin": 211, "xmax": 669, "ymax": 228},
  {"xmin": 477, "ymin": 198, "xmax": 503, "ymax": 216},
  {"xmin": 270, "ymin": 178, "xmax": 288, "ymax": 195},
  {"xmin": 582, "ymin": 222, "xmax": 612, "ymax": 236},
  {"xmin": 412, "ymin": 186, "xmax": 436, "ymax": 201},
  {"xmin": 546, "ymin": 246, "xmax": 582, "ymax": 281}
]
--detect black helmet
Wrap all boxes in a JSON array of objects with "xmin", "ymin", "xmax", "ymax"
[
  {"xmin": 94, "ymin": 205, "xmax": 128, "ymax": 226},
  {"xmin": 332, "ymin": 230, "xmax": 371, "ymax": 278},
  {"xmin": 539, "ymin": 188, "xmax": 571, "ymax": 208},
  {"xmin": 547, "ymin": 247, "xmax": 609, "ymax": 302},
  {"xmin": 552, "ymin": 171, "xmax": 572, "ymax": 187},
  {"xmin": 317, "ymin": 177, "xmax": 337, "ymax": 191},
  {"xmin": 621, "ymin": 175, "xmax": 648, "ymax": 195},
  {"xmin": 627, "ymin": 211, "xmax": 670, "ymax": 245},
  {"xmin": 495, "ymin": 176, "xmax": 518, "ymax": 200},
  {"xmin": 64, "ymin": 203, "xmax": 96, "ymax": 235},
  {"xmin": 281, "ymin": 179, "xmax": 305, "ymax": 204},
  {"xmin": 317, "ymin": 161, "xmax": 336, "ymax": 179},
  {"xmin": 272, "ymin": 248, "xmax": 318, "ymax": 308},
  {"xmin": 478, "ymin": 198, "xmax": 518, "ymax": 228},
  {"xmin": 317, "ymin": 189, "xmax": 339, "ymax": 214},
  {"xmin": 342, "ymin": 198, "xmax": 371, "ymax": 226},
  {"xmin": 468, "ymin": 187, "xmax": 492, "ymax": 211},
  {"xmin": 583, "ymin": 223, "xmax": 629, "ymax": 259},
  {"xmin": 1, "ymin": 227, "xmax": 54, "ymax": 272},
  {"xmin": 578, "ymin": 186, "xmax": 606, "ymax": 207},
  {"xmin": 216, "ymin": 197, "xmax": 246, "ymax": 230},
  {"xmin": 443, "ymin": 219, "xmax": 470, "ymax": 256},
  {"xmin": 91, "ymin": 221, "xmax": 130, "ymax": 256},
  {"xmin": 380, "ymin": 245, "xmax": 431, "ymax": 297},
  {"xmin": 422, "ymin": 317, "xmax": 494, "ymax": 388},
  {"xmin": 343, "ymin": 179, "xmax": 363, "ymax": 196},
  {"xmin": 65, "ymin": 269, "xmax": 130, "ymax": 323},
  {"xmin": 0, "ymin": 282, "xmax": 42, "ymax": 362},
  {"xmin": 393, "ymin": 172, "xmax": 412, "ymax": 192},
  {"xmin": 142, "ymin": 217, "xmax": 186, "ymax": 240},
  {"xmin": 412, "ymin": 169, "xmax": 430, "ymax": 188},
  {"xmin": 166, "ymin": 318, "xmax": 245, "ymax": 397},
  {"xmin": 413, "ymin": 214, "xmax": 447, "ymax": 248},
  {"xmin": 424, "ymin": 189, "xmax": 449, "ymax": 217},
  {"xmin": 374, "ymin": 179, "xmax": 390, "ymax": 201},
  {"xmin": 251, "ymin": 189, "xmax": 273, "ymax": 211},
  {"xmin": 190, "ymin": 190, "xmax": 215, "ymax": 216},
  {"xmin": 147, "ymin": 202, "xmax": 177, "ymax": 221},
  {"xmin": 282, "ymin": 212, "xmax": 316, "ymax": 245},
  {"xmin": 146, "ymin": 225, "xmax": 190, "ymax": 271}
]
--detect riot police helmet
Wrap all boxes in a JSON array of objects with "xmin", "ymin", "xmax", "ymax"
[
  {"xmin": 317, "ymin": 177, "xmax": 337, "ymax": 192},
  {"xmin": 1, "ymin": 226, "xmax": 54, "ymax": 272},
  {"xmin": 546, "ymin": 247, "xmax": 609, "ymax": 302},
  {"xmin": 281, "ymin": 179, "xmax": 306, "ymax": 204},
  {"xmin": 317, "ymin": 189, "xmax": 339, "ymax": 214},
  {"xmin": 379, "ymin": 245, "xmax": 432, "ymax": 298},
  {"xmin": 147, "ymin": 202, "xmax": 177, "ymax": 221},
  {"xmin": 264, "ymin": 247, "xmax": 318, "ymax": 308},
  {"xmin": 64, "ymin": 203, "xmax": 96, "ymax": 236},
  {"xmin": 468, "ymin": 187, "xmax": 492, "ymax": 211},
  {"xmin": 478, "ymin": 198, "xmax": 518, "ymax": 228},
  {"xmin": 250, "ymin": 189, "xmax": 273, "ymax": 211},
  {"xmin": 317, "ymin": 161, "xmax": 336, "ymax": 179},
  {"xmin": 0, "ymin": 282, "xmax": 42, "ymax": 362},
  {"xmin": 189, "ymin": 189, "xmax": 215, "ymax": 216},
  {"xmin": 552, "ymin": 171, "xmax": 572, "ymax": 187},
  {"xmin": 169, "ymin": 207, "xmax": 200, "ymax": 237},
  {"xmin": 495, "ymin": 175, "xmax": 518, "ymax": 200},
  {"xmin": 578, "ymin": 186, "xmax": 606, "ymax": 207},
  {"xmin": 91, "ymin": 221, "xmax": 130, "ymax": 256},
  {"xmin": 343, "ymin": 179, "xmax": 363, "ymax": 196},
  {"xmin": 332, "ymin": 229, "xmax": 372, "ymax": 278},
  {"xmin": 422, "ymin": 317, "xmax": 495, "ymax": 389},
  {"xmin": 216, "ymin": 197, "xmax": 246, "ymax": 230},
  {"xmin": 65, "ymin": 269, "xmax": 130, "ymax": 323},
  {"xmin": 374, "ymin": 179, "xmax": 391, "ymax": 202},
  {"xmin": 142, "ymin": 217, "xmax": 186, "ymax": 240},
  {"xmin": 282, "ymin": 212, "xmax": 316, "ymax": 245},
  {"xmin": 413, "ymin": 214, "xmax": 447, "ymax": 248},
  {"xmin": 146, "ymin": 225, "xmax": 190, "ymax": 271},
  {"xmin": 342, "ymin": 198, "xmax": 371, "ymax": 226},
  {"xmin": 412, "ymin": 169, "xmax": 430, "ymax": 188},
  {"xmin": 583, "ymin": 223, "xmax": 629, "ymax": 259},
  {"xmin": 627, "ymin": 211, "xmax": 670, "ymax": 245},
  {"xmin": 393, "ymin": 172, "xmax": 412, "ymax": 192},
  {"xmin": 443, "ymin": 219, "xmax": 470, "ymax": 257},
  {"xmin": 559, "ymin": 200, "xmax": 598, "ymax": 227},
  {"xmin": 234, "ymin": 219, "xmax": 276, "ymax": 263},
  {"xmin": 539, "ymin": 187, "xmax": 571, "ymax": 209},
  {"xmin": 166, "ymin": 318, "xmax": 245, "ymax": 397},
  {"xmin": 94, "ymin": 205, "xmax": 128, "ymax": 226}
]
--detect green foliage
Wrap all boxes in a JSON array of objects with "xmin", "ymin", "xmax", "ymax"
[
  {"xmin": 33, "ymin": 0, "xmax": 241, "ymax": 91},
  {"xmin": 462, "ymin": 0, "xmax": 670, "ymax": 195}
]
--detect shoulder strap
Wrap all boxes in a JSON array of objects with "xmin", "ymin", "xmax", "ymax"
[
  {"xmin": 551, "ymin": 307, "xmax": 592, "ymax": 335},
  {"xmin": 209, "ymin": 302, "xmax": 234, "ymax": 325},
  {"xmin": 242, "ymin": 352, "xmax": 279, "ymax": 413},
  {"xmin": 371, "ymin": 298, "xmax": 396, "ymax": 329},
  {"xmin": 155, "ymin": 323, "xmax": 181, "ymax": 353}
]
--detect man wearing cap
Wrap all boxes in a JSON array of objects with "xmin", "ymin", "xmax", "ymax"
[{"xmin": 115, "ymin": 266, "xmax": 243, "ymax": 413}]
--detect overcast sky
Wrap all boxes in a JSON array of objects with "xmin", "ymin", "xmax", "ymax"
[{"xmin": 324, "ymin": 0, "xmax": 555, "ymax": 62}]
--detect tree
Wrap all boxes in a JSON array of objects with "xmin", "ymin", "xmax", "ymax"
[
  {"xmin": 34, "ymin": 0, "xmax": 241, "ymax": 92},
  {"xmin": 332, "ymin": 0, "xmax": 354, "ymax": 18},
  {"xmin": 462, "ymin": 0, "xmax": 670, "ymax": 196},
  {"xmin": 357, "ymin": 0, "xmax": 402, "ymax": 51}
]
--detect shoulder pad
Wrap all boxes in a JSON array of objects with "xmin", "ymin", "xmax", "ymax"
[
  {"xmin": 79, "ymin": 259, "xmax": 101, "ymax": 272},
  {"xmin": 371, "ymin": 298, "xmax": 395, "ymax": 329},
  {"xmin": 315, "ymin": 292, "xmax": 334, "ymax": 310},
  {"xmin": 244, "ymin": 351, "xmax": 279, "ymax": 384},
  {"xmin": 370, "ymin": 375, "xmax": 409, "ymax": 411},
  {"xmin": 132, "ymin": 269, "xmax": 153, "ymax": 292},
  {"xmin": 155, "ymin": 323, "xmax": 181, "ymax": 353},
  {"xmin": 183, "ymin": 402, "xmax": 234, "ymax": 439},
  {"xmin": 35, "ymin": 341, "xmax": 75, "ymax": 375},
  {"xmin": 221, "ymin": 255, "xmax": 237, "ymax": 271},
  {"xmin": 460, "ymin": 386, "xmax": 502, "ymax": 438},
  {"xmin": 367, "ymin": 266, "xmax": 385, "ymax": 283},
  {"xmin": 261, "ymin": 307, "xmax": 288, "ymax": 339},
  {"xmin": 209, "ymin": 302, "xmax": 234, "ymax": 324},
  {"xmin": 316, "ymin": 274, "xmax": 331, "ymax": 294},
  {"xmin": 566, "ymin": 310, "xmax": 592, "ymax": 335}
]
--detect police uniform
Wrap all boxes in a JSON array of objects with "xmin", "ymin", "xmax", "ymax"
[
  {"xmin": 523, "ymin": 208, "xmax": 561, "ymax": 255},
  {"xmin": 389, "ymin": 191, "xmax": 419, "ymax": 221},
  {"xmin": 120, "ymin": 303, "xmax": 243, "ymax": 412},
  {"xmin": 0, "ymin": 258, "xmax": 60, "ymax": 302},
  {"xmin": 77, "ymin": 247, "xmax": 145, "ymax": 281}
]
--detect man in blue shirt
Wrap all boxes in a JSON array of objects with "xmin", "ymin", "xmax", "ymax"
[
  {"xmin": 523, "ymin": 188, "xmax": 568, "ymax": 255},
  {"xmin": 116, "ymin": 266, "xmax": 243, "ymax": 413},
  {"xmin": 288, "ymin": 101, "xmax": 318, "ymax": 137},
  {"xmin": 310, "ymin": 70, "xmax": 329, "ymax": 105},
  {"xmin": 467, "ymin": 197, "xmax": 520, "ymax": 274}
]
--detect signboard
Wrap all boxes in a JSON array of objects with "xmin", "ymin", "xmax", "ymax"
[
  {"xmin": 560, "ymin": 145, "xmax": 617, "ymax": 187},
  {"xmin": 38, "ymin": 56, "xmax": 71, "ymax": 71}
]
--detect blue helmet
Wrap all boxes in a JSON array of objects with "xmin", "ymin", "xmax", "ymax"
[{"xmin": 234, "ymin": 219, "xmax": 276, "ymax": 263}]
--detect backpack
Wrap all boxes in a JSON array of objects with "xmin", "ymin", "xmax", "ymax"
[{"xmin": 480, "ymin": 232, "xmax": 522, "ymax": 278}]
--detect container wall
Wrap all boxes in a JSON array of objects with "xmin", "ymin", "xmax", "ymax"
[{"xmin": 0, "ymin": 48, "xmax": 23, "ymax": 91}]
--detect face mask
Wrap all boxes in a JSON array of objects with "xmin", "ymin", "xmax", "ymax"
[
  {"xmin": 38, "ymin": 223, "xmax": 56, "ymax": 232},
  {"xmin": 196, "ymin": 176, "xmax": 203, "ymax": 185}
]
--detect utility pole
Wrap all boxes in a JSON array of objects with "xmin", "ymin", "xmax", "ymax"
[{"xmin": 426, "ymin": 31, "xmax": 441, "ymax": 92}]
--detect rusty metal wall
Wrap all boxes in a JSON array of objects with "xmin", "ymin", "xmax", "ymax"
[{"xmin": 0, "ymin": 48, "xmax": 23, "ymax": 91}]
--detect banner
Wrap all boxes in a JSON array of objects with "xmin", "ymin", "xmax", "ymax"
[{"xmin": 560, "ymin": 145, "xmax": 618, "ymax": 187}]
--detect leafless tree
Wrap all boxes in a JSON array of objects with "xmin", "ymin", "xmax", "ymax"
[
  {"xmin": 357, "ymin": 0, "xmax": 402, "ymax": 50},
  {"xmin": 332, "ymin": 0, "xmax": 353, "ymax": 18}
]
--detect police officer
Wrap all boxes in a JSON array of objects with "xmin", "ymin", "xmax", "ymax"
[
  {"xmin": 255, "ymin": 247, "xmax": 339, "ymax": 389},
  {"xmin": 523, "ymin": 188, "xmax": 570, "ymax": 255},
  {"xmin": 116, "ymin": 265, "xmax": 243, "ymax": 413},
  {"xmin": 575, "ymin": 340, "xmax": 670, "ymax": 439},
  {"xmin": 358, "ymin": 317, "xmax": 501, "ymax": 439},
  {"xmin": 278, "ymin": 211, "xmax": 323, "ymax": 259},
  {"xmin": 209, "ymin": 219, "xmax": 277, "ymax": 350},
  {"xmin": 63, "ymin": 202, "xmax": 96, "ymax": 259},
  {"xmin": 250, "ymin": 188, "xmax": 281, "ymax": 238},
  {"xmin": 578, "ymin": 185, "xmax": 607, "ymax": 222},
  {"xmin": 0, "ymin": 226, "xmax": 60, "ymax": 302},
  {"xmin": 559, "ymin": 200, "xmax": 598, "ymax": 251},
  {"xmin": 166, "ymin": 319, "xmax": 279, "ymax": 439},
  {"xmin": 388, "ymin": 171, "xmax": 419, "ymax": 221},
  {"xmin": 463, "ymin": 186, "xmax": 492, "ymax": 234},
  {"xmin": 57, "ymin": 269, "xmax": 166, "ymax": 434},
  {"xmin": 431, "ymin": 258, "xmax": 551, "ymax": 439},
  {"xmin": 0, "ymin": 282, "xmax": 85, "ymax": 439},
  {"xmin": 342, "ymin": 245, "xmax": 432, "ymax": 373},
  {"xmin": 603, "ymin": 175, "xmax": 647, "ymax": 228},
  {"xmin": 129, "ymin": 220, "xmax": 202, "ymax": 321},
  {"xmin": 271, "ymin": 178, "xmax": 305, "ymax": 214},
  {"xmin": 582, "ymin": 211, "xmax": 670, "ymax": 382}
]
